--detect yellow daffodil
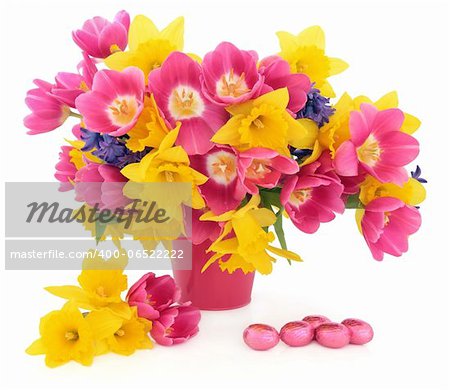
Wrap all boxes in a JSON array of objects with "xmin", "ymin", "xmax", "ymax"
[
  {"xmin": 105, "ymin": 15, "xmax": 184, "ymax": 77},
  {"xmin": 359, "ymin": 175, "xmax": 426, "ymax": 206},
  {"xmin": 87, "ymin": 308, "xmax": 153, "ymax": 356},
  {"xmin": 211, "ymin": 88, "xmax": 316, "ymax": 156},
  {"xmin": 45, "ymin": 250, "xmax": 131, "ymax": 319},
  {"xmin": 26, "ymin": 302, "xmax": 96, "ymax": 367},
  {"xmin": 121, "ymin": 127, "xmax": 207, "ymax": 209},
  {"xmin": 277, "ymin": 26, "xmax": 348, "ymax": 97},
  {"xmin": 66, "ymin": 139, "xmax": 102, "ymax": 169},
  {"xmin": 298, "ymin": 92, "xmax": 354, "ymax": 166},
  {"xmin": 354, "ymin": 91, "xmax": 421, "ymax": 134},
  {"xmin": 318, "ymin": 92, "xmax": 355, "ymax": 157},
  {"xmin": 200, "ymin": 195, "xmax": 301, "ymax": 274},
  {"xmin": 126, "ymin": 94, "xmax": 171, "ymax": 152}
]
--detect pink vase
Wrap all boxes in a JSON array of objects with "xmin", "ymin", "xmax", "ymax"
[{"xmin": 172, "ymin": 240, "xmax": 255, "ymax": 310}]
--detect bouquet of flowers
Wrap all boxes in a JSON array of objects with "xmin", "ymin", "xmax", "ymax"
[{"xmin": 25, "ymin": 10, "xmax": 425, "ymax": 273}]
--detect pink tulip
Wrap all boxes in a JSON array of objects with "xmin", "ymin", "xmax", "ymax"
[
  {"xmin": 75, "ymin": 67, "xmax": 145, "ymax": 136},
  {"xmin": 201, "ymin": 42, "xmax": 265, "ymax": 105},
  {"xmin": 151, "ymin": 304, "xmax": 201, "ymax": 346},
  {"xmin": 77, "ymin": 51, "xmax": 98, "ymax": 89},
  {"xmin": 24, "ymin": 79, "xmax": 71, "ymax": 134},
  {"xmin": 361, "ymin": 197, "xmax": 421, "ymax": 261},
  {"xmin": 51, "ymin": 72, "xmax": 86, "ymax": 108},
  {"xmin": 259, "ymin": 55, "xmax": 310, "ymax": 113},
  {"xmin": 126, "ymin": 273, "xmax": 181, "ymax": 321},
  {"xmin": 334, "ymin": 104, "xmax": 419, "ymax": 185},
  {"xmin": 74, "ymin": 162, "xmax": 128, "ymax": 209},
  {"xmin": 190, "ymin": 146, "xmax": 246, "ymax": 214},
  {"xmin": 191, "ymin": 208, "xmax": 221, "ymax": 245},
  {"xmin": 149, "ymin": 52, "xmax": 228, "ymax": 155},
  {"xmin": 72, "ymin": 10, "xmax": 130, "ymax": 58},
  {"xmin": 54, "ymin": 146, "xmax": 78, "ymax": 191},
  {"xmin": 281, "ymin": 152, "xmax": 345, "ymax": 233},
  {"xmin": 238, "ymin": 147, "xmax": 299, "ymax": 194}
]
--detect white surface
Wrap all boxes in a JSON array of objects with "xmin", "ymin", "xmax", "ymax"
[{"xmin": 1, "ymin": 0, "xmax": 449, "ymax": 389}]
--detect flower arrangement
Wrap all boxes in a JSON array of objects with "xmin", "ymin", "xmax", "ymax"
[
  {"xmin": 25, "ymin": 10, "xmax": 425, "ymax": 269},
  {"xmin": 24, "ymin": 9, "xmax": 426, "ymax": 366}
]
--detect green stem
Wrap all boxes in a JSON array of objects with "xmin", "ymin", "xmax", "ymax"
[{"xmin": 69, "ymin": 111, "xmax": 82, "ymax": 119}]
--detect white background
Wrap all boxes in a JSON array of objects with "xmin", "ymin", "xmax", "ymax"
[{"xmin": 1, "ymin": 0, "xmax": 449, "ymax": 389}]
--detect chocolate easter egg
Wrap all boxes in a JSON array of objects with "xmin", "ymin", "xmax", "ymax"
[
  {"xmin": 302, "ymin": 315, "xmax": 331, "ymax": 330},
  {"xmin": 280, "ymin": 321, "xmax": 314, "ymax": 347},
  {"xmin": 243, "ymin": 324, "xmax": 279, "ymax": 351},
  {"xmin": 342, "ymin": 318, "xmax": 374, "ymax": 345},
  {"xmin": 315, "ymin": 322, "xmax": 350, "ymax": 348}
]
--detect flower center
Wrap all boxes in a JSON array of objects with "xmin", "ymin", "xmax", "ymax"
[
  {"xmin": 115, "ymin": 329, "xmax": 125, "ymax": 337},
  {"xmin": 164, "ymin": 171, "xmax": 175, "ymax": 182},
  {"xmin": 95, "ymin": 286, "xmax": 108, "ymax": 297},
  {"xmin": 65, "ymin": 331, "xmax": 79, "ymax": 341},
  {"xmin": 290, "ymin": 188, "xmax": 312, "ymax": 205},
  {"xmin": 108, "ymin": 96, "xmax": 138, "ymax": 126},
  {"xmin": 357, "ymin": 134, "xmax": 381, "ymax": 167},
  {"xmin": 165, "ymin": 327, "xmax": 174, "ymax": 336},
  {"xmin": 168, "ymin": 85, "xmax": 205, "ymax": 120},
  {"xmin": 216, "ymin": 68, "xmax": 250, "ymax": 98},
  {"xmin": 206, "ymin": 151, "xmax": 237, "ymax": 185},
  {"xmin": 146, "ymin": 294, "xmax": 156, "ymax": 306},
  {"xmin": 384, "ymin": 212, "xmax": 391, "ymax": 226},
  {"xmin": 252, "ymin": 118, "xmax": 265, "ymax": 129},
  {"xmin": 246, "ymin": 159, "xmax": 271, "ymax": 180}
]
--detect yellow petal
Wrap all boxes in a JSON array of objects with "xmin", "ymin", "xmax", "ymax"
[
  {"xmin": 297, "ymin": 26, "xmax": 325, "ymax": 49},
  {"xmin": 44, "ymin": 285, "xmax": 88, "ymax": 302},
  {"xmin": 289, "ymin": 117, "xmax": 319, "ymax": 149},
  {"xmin": 402, "ymin": 113, "xmax": 421, "ymax": 134},
  {"xmin": 159, "ymin": 126, "xmax": 181, "ymax": 151},
  {"xmin": 328, "ymin": 57, "xmax": 349, "ymax": 76},
  {"xmin": 158, "ymin": 146, "xmax": 190, "ymax": 164},
  {"xmin": 276, "ymin": 31, "xmax": 298, "ymax": 53},
  {"xmin": 210, "ymin": 237, "xmax": 239, "ymax": 254},
  {"xmin": 128, "ymin": 15, "xmax": 160, "ymax": 51},
  {"xmin": 26, "ymin": 338, "xmax": 46, "ymax": 355},
  {"xmin": 407, "ymin": 179, "xmax": 426, "ymax": 205},
  {"xmin": 201, "ymin": 252, "xmax": 223, "ymax": 273},
  {"xmin": 248, "ymin": 208, "xmax": 277, "ymax": 227},
  {"xmin": 104, "ymin": 50, "xmax": 136, "ymax": 72},
  {"xmin": 256, "ymin": 88, "xmax": 289, "ymax": 109},
  {"xmin": 234, "ymin": 194, "xmax": 261, "ymax": 217},
  {"xmin": 267, "ymin": 245, "xmax": 302, "ymax": 261},
  {"xmin": 318, "ymin": 80, "xmax": 335, "ymax": 98},
  {"xmin": 192, "ymin": 186, "xmax": 206, "ymax": 209},
  {"xmin": 300, "ymin": 140, "xmax": 323, "ymax": 166},
  {"xmin": 210, "ymin": 116, "xmax": 243, "ymax": 145},
  {"xmin": 161, "ymin": 16, "xmax": 184, "ymax": 50},
  {"xmin": 355, "ymin": 209, "xmax": 364, "ymax": 234},
  {"xmin": 86, "ymin": 310, "xmax": 122, "ymax": 340},
  {"xmin": 200, "ymin": 210, "xmax": 235, "ymax": 222},
  {"xmin": 107, "ymin": 302, "xmax": 133, "ymax": 319},
  {"xmin": 374, "ymin": 91, "xmax": 398, "ymax": 110}
]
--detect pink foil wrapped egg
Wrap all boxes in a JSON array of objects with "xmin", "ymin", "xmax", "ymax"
[
  {"xmin": 280, "ymin": 321, "xmax": 314, "ymax": 347},
  {"xmin": 302, "ymin": 315, "xmax": 331, "ymax": 330},
  {"xmin": 315, "ymin": 322, "xmax": 350, "ymax": 348},
  {"xmin": 342, "ymin": 318, "xmax": 374, "ymax": 345},
  {"xmin": 243, "ymin": 324, "xmax": 280, "ymax": 351}
]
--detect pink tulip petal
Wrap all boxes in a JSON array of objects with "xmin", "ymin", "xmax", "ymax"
[{"xmin": 334, "ymin": 141, "xmax": 359, "ymax": 176}]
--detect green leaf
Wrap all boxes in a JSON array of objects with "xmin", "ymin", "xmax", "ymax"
[
  {"xmin": 274, "ymin": 208, "xmax": 291, "ymax": 265},
  {"xmin": 345, "ymin": 193, "xmax": 363, "ymax": 209},
  {"xmin": 95, "ymin": 219, "xmax": 108, "ymax": 244}
]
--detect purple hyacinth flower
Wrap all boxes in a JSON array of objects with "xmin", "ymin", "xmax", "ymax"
[{"xmin": 296, "ymin": 85, "xmax": 335, "ymax": 128}]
